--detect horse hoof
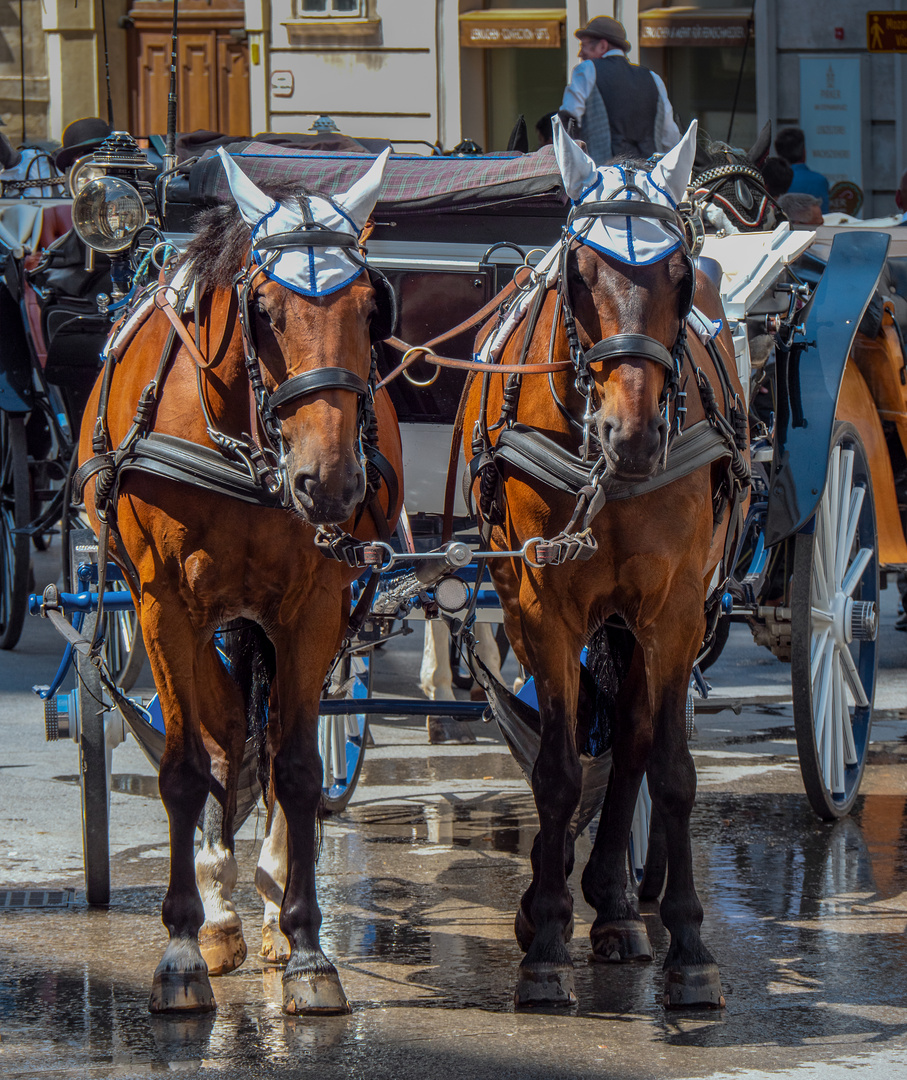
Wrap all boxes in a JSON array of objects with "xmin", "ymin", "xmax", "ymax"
[
  {"xmin": 663, "ymin": 964, "xmax": 725, "ymax": 1009},
  {"xmin": 149, "ymin": 969, "xmax": 216, "ymax": 1014},
  {"xmin": 589, "ymin": 920, "xmax": 654, "ymax": 963},
  {"xmin": 260, "ymin": 919, "xmax": 291, "ymax": 967},
  {"xmin": 283, "ymin": 972, "xmax": 351, "ymax": 1015},
  {"xmin": 198, "ymin": 922, "xmax": 247, "ymax": 976},
  {"xmin": 514, "ymin": 963, "xmax": 577, "ymax": 1008}
]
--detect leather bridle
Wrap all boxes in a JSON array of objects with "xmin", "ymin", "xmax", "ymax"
[
  {"xmin": 232, "ymin": 212, "xmax": 394, "ymax": 501},
  {"xmin": 557, "ymin": 185, "xmax": 696, "ymax": 459}
]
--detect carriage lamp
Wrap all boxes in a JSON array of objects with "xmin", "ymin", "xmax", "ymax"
[
  {"xmin": 72, "ymin": 176, "xmax": 147, "ymax": 254},
  {"xmin": 70, "ymin": 132, "xmax": 158, "ymax": 297}
]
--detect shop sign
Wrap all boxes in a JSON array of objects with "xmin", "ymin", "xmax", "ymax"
[
  {"xmin": 867, "ymin": 12, "xmax": 907, "ymax": 52},
  {"xmin": 799, "ymin": 55, "xmax": 862, "ymax": 190},
  {"xmin": 460, "ymin": 18, "xmax": 563, "ymax": 48},
  {"xmin": 638, "ymin": 10, "xmax": 751, "ymax": 47}
]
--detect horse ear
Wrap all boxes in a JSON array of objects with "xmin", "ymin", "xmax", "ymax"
[
  {"xmin": 217, "ymin": 147, "xmax": 277, "ymax": 226},
  {"xmin": 335, "ymin": 147, "xmax": 391, "ymax": 231},
  {"xmin": 552, "ymin": 114, "xmax": 599, "ymax": 200},
  {"xmin": 650, "ymin": 120, "xmax": 698, "ymax": 204},
  {"xmin": 748, "ymin": 121, "xmax": 772, "ymax": 168}
]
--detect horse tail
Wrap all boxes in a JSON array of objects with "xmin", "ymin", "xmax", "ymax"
[
  {"xmin": 219, "ymin": 620, "xmax": 275, "ymax": 803},
  {"xmin": 581, "ymin": 624, "xmax": 636, "ymax": 756}
]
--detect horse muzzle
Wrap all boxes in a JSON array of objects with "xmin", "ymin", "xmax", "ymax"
[
  {"xmin": 598, "ymin": 413, "xmax": 667, "ymax": 481},
  {"xmin": 289, "ymin": 457, "xmax": 366, "ymax": 525}
]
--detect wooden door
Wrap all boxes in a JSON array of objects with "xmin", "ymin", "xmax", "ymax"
[{"xmin": 127, "ymin": 0, "xmax": 250, "ymax": 138}]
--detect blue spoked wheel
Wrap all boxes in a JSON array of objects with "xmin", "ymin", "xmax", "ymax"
[
  {"xmin": 791, "ymin": 422, "xmax": 879, "ymax": 820},
  {"xmin": 319, "ymin": 653, "xmax": 371, "ymax": 813}
]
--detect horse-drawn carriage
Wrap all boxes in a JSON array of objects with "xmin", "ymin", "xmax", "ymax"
[{"xmin": 0, "ymin": 121, "xmax": 901, "ymax": 1013}]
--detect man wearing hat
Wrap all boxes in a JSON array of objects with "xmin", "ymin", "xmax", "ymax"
[
  {"xmin": 53, "ymin": 116, "xmax": 112, "ymax": 173},
  {"xmin": 559, "ymin": 16, "xmax": 680, "ymax": 165}
]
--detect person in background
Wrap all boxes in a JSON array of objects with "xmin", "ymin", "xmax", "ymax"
[
  {"xmin": 559, "ymin": 16, "xmax": 680, "ymax": 166},
  {"xmin": 774, "ymin": 126, "xmax": 829, "ymax": 213},
  {"xmin": 535, "ymin": 113, "xmax": 554, "ymax": 149},
  {"xmin": 778, "ymin": 191, "xmax": 823, "ymax": 227},
  {"xmin": 761, "ymin": 155, "xmax": 793, "ymax": 199}
]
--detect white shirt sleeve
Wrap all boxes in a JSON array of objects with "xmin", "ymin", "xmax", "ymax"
[
  {"xmin": 651, "ymin": 71, "xmax": 681, "ymax": 151},
  {"xmin": 560, "ymin": 60, "xmax": 597, "ymax": 123}
]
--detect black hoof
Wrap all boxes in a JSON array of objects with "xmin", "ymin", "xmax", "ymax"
[
  {"xmin": 589, "ymin": 919, "xmax": 654, "ymax": 963},
  {"xmin": 514, "ymin": 963, "xmax": 576, "ymax": 1008},
  {"xmin": 663, "ymin": 963, "xmax": 725, "ymax": 1009}
]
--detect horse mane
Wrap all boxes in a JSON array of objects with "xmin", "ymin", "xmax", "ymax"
[{"xmin": 183, "ymin": 179, "xmax": 326, "ymax": 292}]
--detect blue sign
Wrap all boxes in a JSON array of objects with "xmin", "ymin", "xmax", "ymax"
[{"xmin": 799, "ymin": 55, "xmax": 862, "ymax": 190}]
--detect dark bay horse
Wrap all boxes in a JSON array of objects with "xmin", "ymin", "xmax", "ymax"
[
  {"xmin": 463, "ymin": 119, "xmax": 750, "ymax": 1009},
  {"xmin": 77, "ymin": 150, "xmax": 402, "ymax": 1014}
]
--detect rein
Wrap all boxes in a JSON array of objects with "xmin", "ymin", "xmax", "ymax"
[
  {"xmin": 74, "ymin": 218, "xmax": 400, "ymax": 612},
  {"xmin": 460, "ymin": 182, "xmax": 749, "ymax": 567}
]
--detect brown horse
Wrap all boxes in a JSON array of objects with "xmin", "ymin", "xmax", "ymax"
[
  {"xmin": 463, "ymin": 119, "xmax": 749, "ymax": 1009},
  {"xmin": 77, "ymin": 150, "xmax": 402, "ymax": 1014}
]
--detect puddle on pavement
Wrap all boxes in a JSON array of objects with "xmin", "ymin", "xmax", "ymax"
[
  {"xmin": 7, "ymin": 791, "xmax": 907, "ymax": 1074},
  {"xmin": 52, "ymin": 773, "xmax": 161, "ymax": 798}
]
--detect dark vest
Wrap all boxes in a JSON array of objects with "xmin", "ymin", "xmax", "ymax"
[{"xmin": 593, "ymin": 55, "xmax": 659, "ymax": 159}]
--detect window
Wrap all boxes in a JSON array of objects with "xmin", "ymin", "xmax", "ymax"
[{"xmin": 299, "ymin": 0, "xmax": 364, "ymax": 15}]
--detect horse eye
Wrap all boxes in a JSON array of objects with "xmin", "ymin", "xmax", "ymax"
[{"xmin": 253, "ymin": 298, "xmax": 273, "ymax": 323}]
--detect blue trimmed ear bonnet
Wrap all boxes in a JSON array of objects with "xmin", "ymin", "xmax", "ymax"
[
  {"xmin": 552, "ymin": 117, "xmax": 698, "ymax": 266},
  {"xmin": 216, "ymin": 146, "xmax": 390, "ymax": 297}
]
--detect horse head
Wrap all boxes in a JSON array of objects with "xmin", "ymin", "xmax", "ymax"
[
  {"xmin": 690, "ymin": 121, "xmax": 779, "ymax": 234},
  {"xmin": 217, "ymin": 148, "xmax": 392, "ymax": 524},
  {"xmin": 552, "ymin": 118, "xmax": 698, "ymax": 481}
]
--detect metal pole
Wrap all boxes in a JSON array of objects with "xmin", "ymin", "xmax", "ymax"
[
  {"xmin": 165, "ymin": 0, "xmax": 179, "ymax": 169},
  {"xmin": 19, "ymin": 0, "xmax": 25, "ymax": 140},
  {"xmin": 100, "ymin": 0, "xmax": 114, "ymax": 126},
  {"xmin": 727, "ymin": 2, "xmax": 756, "ymax": 144}
]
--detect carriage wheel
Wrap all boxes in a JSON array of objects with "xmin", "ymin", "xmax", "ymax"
[
  {"xmin": 319, "ymin": 654, "xmax": 371, "ymax": 814},
  {"xmin": 0, "ymin": 413, "xmax": 30, "ymax": 650},
  {"xmin": 70, "ymin": 529, "xmax": 111, "ymax": 905},
  {"xmin": 791, "ymin": 422, "xmax": 878, "ymax": 820}
]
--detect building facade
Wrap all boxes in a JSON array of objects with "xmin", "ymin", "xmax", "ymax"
[{"xmin": 0, "ymin": 1, "xmax": 902, "ymax": 217}]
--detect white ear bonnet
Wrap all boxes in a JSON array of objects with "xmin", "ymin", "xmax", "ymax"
[
  {"xmin": 552, "ymin": 119, "xmax": 698, "ymax": 266},
  {"xmin": 216, "ymin": 147, "xmax": 390, "ymax": 296}
]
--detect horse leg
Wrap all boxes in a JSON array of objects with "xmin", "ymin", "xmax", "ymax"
[
  {"xmin": 147, "ymin": 612, "xmax": 243, "ymax": 1013},
  {"xmin": 514, "ymin": 829, "xmax": 576, "ymax": 951},
  {"xmin": 645, "ymin": 609, "xmax": 724, "ymax": 1009},
  {"xmin": 196, "ymin": 743, "xmax": 247, "ymax": 976},
  {"xmin": 271, "ymin": 626, "xmax": 351, "ymax": 1015},
  {"xmin": 255, "ymin": 798, "xmax": 291, "ymax": 965},
  {"xmin": 513, "ymin": 663, "xmax": 582, "ymax": 1008},
  {"xmin": 581, "ymin": 644, "xmax": 654, "ymax": 963}
]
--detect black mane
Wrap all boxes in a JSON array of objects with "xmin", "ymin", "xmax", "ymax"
[{"xmin": 183, "ymin": 179, "xmax": 327, "ymax": 292}]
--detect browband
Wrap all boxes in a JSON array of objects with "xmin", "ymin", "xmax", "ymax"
[{"xmin": 255, "ymin": 229, "xmax": 359, "ymax": 251}]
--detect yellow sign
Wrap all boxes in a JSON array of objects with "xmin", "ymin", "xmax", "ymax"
[{"xmin": 867, "ymin": 11, "xmax": 907, "ymax": 52}]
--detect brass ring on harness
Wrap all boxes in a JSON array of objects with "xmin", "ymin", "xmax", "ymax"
[
  {"xmin": 401, "ymin": 346, "xmax": 441, "ymax": 387},
  {"xmin": 523, "ymin": 248, "xmax": 548, "ymax": 266}
]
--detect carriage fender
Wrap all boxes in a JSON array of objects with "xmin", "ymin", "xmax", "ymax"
[
  {"xmin": 763, "ymin": 230, "xmax": 890, "ymax": 547},
  {"xmin": 835, "ymin": 360, "xmax": 907, "ymax": 567},
  {"xmin": 0, "ymin": 275, "xmax": 34, "ymax": 412}
]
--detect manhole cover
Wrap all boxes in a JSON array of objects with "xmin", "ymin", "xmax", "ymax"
[{"xmin": 0, "ymin": 888, "xmax": 76, "ymax": 910}]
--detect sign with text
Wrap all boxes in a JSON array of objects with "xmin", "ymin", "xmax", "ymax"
[
  {"xmin": 867, "ymin": 11, "xmax": 907, "ymax": 51},
  {"xmin": 638, "ymin": 11, "xmax": 751, "ymax": 48},
  {"xmin": 799, "ymin": 55, "xmax": 862, "ymax": 190},
  {"xmin": 460, "ymin": 18, "xmax": 563, "ymax": 48}
]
